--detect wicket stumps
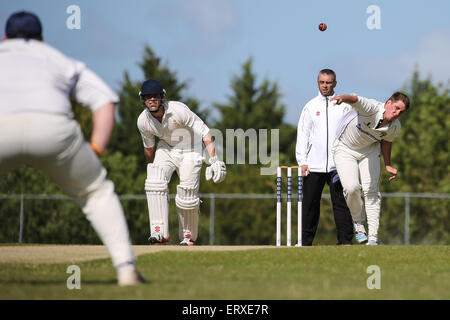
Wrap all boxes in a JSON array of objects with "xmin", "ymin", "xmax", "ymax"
[{"xmin": 276, "ymin": 166, "xmax": 302, "ymax": 247}]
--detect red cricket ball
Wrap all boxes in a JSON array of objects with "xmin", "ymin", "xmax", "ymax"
[{"xmin": 319, "ymin": 23, "xmax": 327, "ymax": 31}]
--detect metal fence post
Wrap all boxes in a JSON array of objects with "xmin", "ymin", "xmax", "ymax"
[
  {"xmin": 19, "ymin": 194, "xmax": 24, "ymax": 244},
  {"xmin": 209, "ymin": 193, "xmax": 215, "ymax": 245},
  {"xmin": 404, "ymin": 194, "xmax": 410, "ymax": 245}
]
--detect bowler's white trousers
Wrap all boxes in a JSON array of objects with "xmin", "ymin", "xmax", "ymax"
[
  {"xmin": 332, "ymin": 139, "xmax": 381, "ymax": 240},
  {"xmin": 0, "ymin": 113, "xmax": 135, "ymax": 267}
]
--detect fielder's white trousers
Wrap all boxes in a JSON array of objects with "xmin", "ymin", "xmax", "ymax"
[
  {"xmin": 332, "ymin": 139, "xmax": 381, "ymax": 240},
  {"xmin": 0, "ymin": 113, "xmax": 135, "ymax": 267}
]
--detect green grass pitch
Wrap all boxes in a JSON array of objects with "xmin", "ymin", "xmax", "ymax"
[{"xmin": 0, "ymin": 245, "xmax": 448, "ymax": 300}]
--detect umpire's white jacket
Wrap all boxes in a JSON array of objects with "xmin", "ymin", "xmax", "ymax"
[{"xmin": 296, "ymin": 92, "xmax": 353, "ymax": 173}]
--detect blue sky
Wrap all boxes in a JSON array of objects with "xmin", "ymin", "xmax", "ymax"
[{"xmin": 1, "ymin": 0, "xmax": 449, "ymax": 125}]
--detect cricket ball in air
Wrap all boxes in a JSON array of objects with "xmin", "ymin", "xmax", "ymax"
[{"xmin": 319, "ymin": 23, "xmax": 327, "ymax": 31}]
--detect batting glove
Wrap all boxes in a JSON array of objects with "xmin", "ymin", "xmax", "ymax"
[{"xmin": 205, "ymin": 156, "xmax": 226, "ymax": 183}]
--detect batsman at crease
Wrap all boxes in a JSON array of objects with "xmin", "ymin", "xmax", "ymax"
[{"xmin": 137, "ymin": 79, "xmax": 226, "ymax": 246}]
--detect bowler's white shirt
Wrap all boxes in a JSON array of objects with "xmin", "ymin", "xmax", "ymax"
[
  {"xmin": 0, "ymin": 39, "xmax": 118, "ymax": 116},
  {"xmin": 337, "ymin": 96, "xmax": 401, "ymax": 150},
  {"xmin": 137, "ymin": 101, "xmax": 210, "ymax": 151}
]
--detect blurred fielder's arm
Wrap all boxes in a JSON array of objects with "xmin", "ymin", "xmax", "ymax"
[
  {"xmin": 381, "ymin": 139, "xmax": 398, "ymax": 181},
  {"xmin": 71, "ymin": 63, "xmax": 120, "ymax": 157},
  {"xmin": 90, "ymin": 102, "xmax": 116, "ymax": 157}
]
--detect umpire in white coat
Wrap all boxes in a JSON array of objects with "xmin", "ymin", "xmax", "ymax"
[
  {"xmin": 0, "ymin": 11, "xmax": 143, "ymax": 285},
  {"xmin": 295, "ymin": 69, "xmax": 354, "ymax": 245}
]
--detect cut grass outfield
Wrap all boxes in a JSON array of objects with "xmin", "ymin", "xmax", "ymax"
[{"xmin": 0, "ymin": 245, "xmax": 448, "ymax": 300}]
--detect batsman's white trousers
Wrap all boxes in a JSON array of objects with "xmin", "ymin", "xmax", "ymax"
[
  {"xmin": 152, "ymin": 141, "xmax": 203, "ymax": 240},
  {"xmin": 332, "ymin": 139, "xmax": 381, "ymax": 240},
  {"xmin": 0, "ymin": 113, "xmax": 135, "ymax": 267},
  {"xmin": 153, "ymin": 141, "xmax": 204, "ymax": 190}
]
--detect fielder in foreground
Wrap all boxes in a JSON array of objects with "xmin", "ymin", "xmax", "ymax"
[
  {"xmin": 331, "ymin": 92, "xmax": 409, "ymax": 245},
  {"xmin": 137, "ymin": 79, "xmax": 226, "ymax": 246},
  {"xmin": 0, "ymin": 11, "xmax": 144, "ymax": 285}
]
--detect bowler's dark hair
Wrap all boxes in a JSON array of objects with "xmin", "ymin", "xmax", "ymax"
[
  {"xmin": 388, "ymin": 92, "xmax": 410, "ymax": 110},
  {"xmin": 318, "ymin": 69, "xmax": 336, "ymax": 81}
]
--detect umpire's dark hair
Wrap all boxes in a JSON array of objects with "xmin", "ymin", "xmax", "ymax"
[
  {"xmin": 388, "ymin": 92, "xmax": 410, "ymax": 110},
  {"xmin": 318, "ymin": 69, "xmax": 336, "ymax": 81}
]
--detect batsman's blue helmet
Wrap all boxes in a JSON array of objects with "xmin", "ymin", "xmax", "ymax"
[{"xmin": 139, "ymin": 79, "xmax": 165, "ymax": 98}]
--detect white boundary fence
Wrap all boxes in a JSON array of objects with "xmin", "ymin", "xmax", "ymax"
[{"xmin": 1, "ymin": 193, "xmax": 449, "ymax": 245}]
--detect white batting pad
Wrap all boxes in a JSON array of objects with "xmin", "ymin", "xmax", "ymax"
[
  {"xmin": 175, "ymin": 185, "xmax": 200, "ymax": 241},
  {"xmin": 145, "ymin": 164, "xmax": 170, "ymax": 240}
]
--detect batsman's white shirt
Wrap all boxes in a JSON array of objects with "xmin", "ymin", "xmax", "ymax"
[
  {"xmin": 0, "ymin": 39, "xmax": 118, "ymax": 116},
  {"xmin": 137, "ymin": 101, "xmax": 210, "ymax": 152}
]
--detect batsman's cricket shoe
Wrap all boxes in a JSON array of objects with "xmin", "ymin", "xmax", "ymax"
[
  {"xmin": 148, "ymin": 233, "xmax": 169, "ymax": 245},
  {"xmin": 117, "ymin": 263, "xmax": 146, "ymax": 286},
  {"xmin": 179, "ymin": 231, "xmax": 194, "ymax": 246},
  {"xmin": 354, "ymin": 222, "xmax": 368, "ymax": 244}
]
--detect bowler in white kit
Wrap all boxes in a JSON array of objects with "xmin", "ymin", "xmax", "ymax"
[
  {"xmin": 0, "ymin": 11, "xmax": 144, "ymax": 285},
  {"xmin": 137, "ymin": 79, "xmax": 226, "ymax": 246},
  {"xmin": 331, "ymin": 92, "xmax": 410, "ymax": 245}
]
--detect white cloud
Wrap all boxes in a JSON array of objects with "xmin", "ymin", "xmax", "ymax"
[
  {"xmin": 338, "ymin": 29, "xmax": 450, "ymax": 91},
  {"xmin": 402, "ymin": 30, "xmax": 450, "ymax": 83},
  {"xmin": 178, "ymin": 0, "xmax": 239, "ymax": 47}
]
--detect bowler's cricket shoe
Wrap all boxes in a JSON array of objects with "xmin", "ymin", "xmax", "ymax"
[
  {"xmin": 148, "ymin": 234, "xmax": 169, "ymax": 245},
  {"xmin": 117, "ymin": 263, "xmax": 146, "ymax": 286},
  {"xmin": 354, "ymin": 222, "xmax": 368, "ymax": 244},
  {"xmin": 366, "ymin": 236, "xmax": 381, "ymax": 245}
]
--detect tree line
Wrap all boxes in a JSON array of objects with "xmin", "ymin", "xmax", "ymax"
[{"xmin": 0, "ymin": 45, "xmax": 448, "ymax": 245}]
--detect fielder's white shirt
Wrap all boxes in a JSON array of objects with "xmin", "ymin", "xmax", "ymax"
[
  {"xmin": 0, "ymin": 39, "xmax": 118, "ymax": 116},
  {"xmin": 337, "ymin": 96, "xmax": 401, "ymax": 150},
  {"xmin": 296, "ymin": 92, "xmax": 353, "ymax": 172},
  {"xmin": 137, "ymin": 101, "xmax": 210, "ymax": 151}
]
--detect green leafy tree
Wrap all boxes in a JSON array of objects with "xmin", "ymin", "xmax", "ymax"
[
  {"xmin": 213, "ymin": 57, "xmax": 296, "ymax": 166},
  {"xmin": 109, "ymin": 45, "xmax": 208, "ymax": 162},
  {"xmin": 379, "ymin": 71, "xmax": 449, "ymax": 244},
  {"xmin": 195, "ymin": 58, "xmax": 298, "ymax": 244}
]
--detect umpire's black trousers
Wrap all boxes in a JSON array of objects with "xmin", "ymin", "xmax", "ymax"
[{"xmin": 302, "ymin": 170, "xmax": 354, "ymax": 246}]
